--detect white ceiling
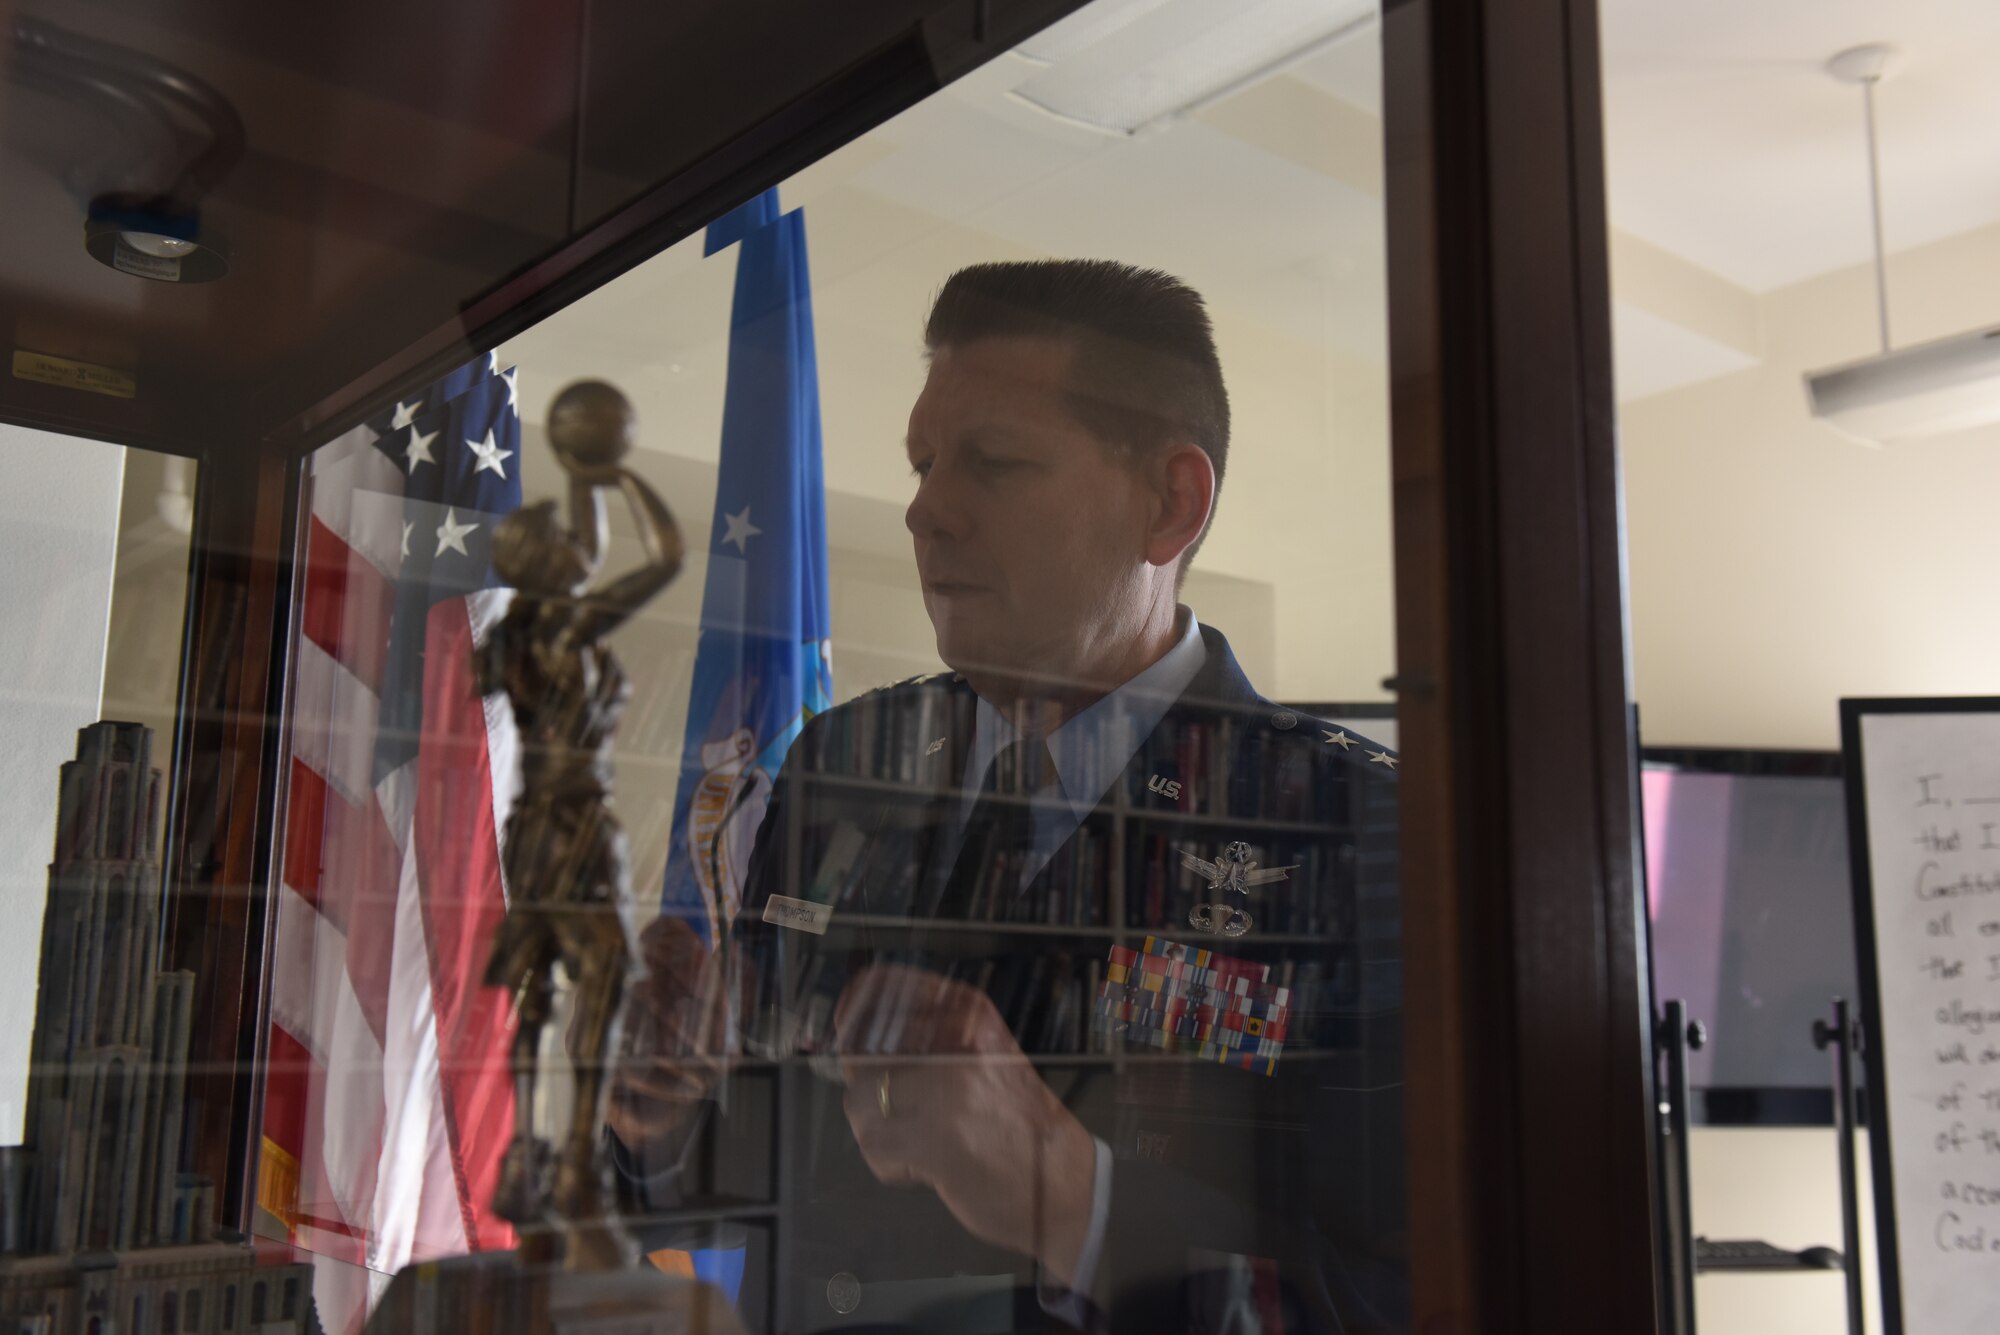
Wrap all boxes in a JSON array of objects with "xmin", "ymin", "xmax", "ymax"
[
  {"xmin": 1598, "ymin": 0, "xmax": 2000, "ymax": 291},
  {"xmin": 854, "ymin": 59, "xmax": 1388, "ymax": 359},
  {"xmin": 505, "ymin": 0, "xmax": 2000, "ymax": 457},
  {"xmin": 1300, "ymin": 0, "xmax": 2000, "ymax": 294}
]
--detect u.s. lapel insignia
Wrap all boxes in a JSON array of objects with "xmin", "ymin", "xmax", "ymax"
[
  {"xmin": 925, "ymin": 736, "xmax": 947, "ymax": 756},
  {"xmin": 1147, "ymin": 773, "xmax": 1183, "ymax": 800},
  {"xmin": 1178, "ymin": 840, "xmax": 1298, "ymax": 937}
]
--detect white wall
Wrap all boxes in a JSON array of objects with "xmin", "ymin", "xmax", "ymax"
[
  {"xmin": 0, "ymin": 424, "xmax": 126, "ymax": 1144},
  {"xmin": 1622, "ymin": 219, "xmax": 2000, "ymax": 1335},
  {"xmin": 1688, "ymin": 1128, "xmax": 1880, "ymax": 1335},
  {"xmin": 501, "ymin": 123, "xmax": 1399, "ymax": 718},
  {"xmin": 1624, "ymin": 220, "xmax": 2000, "ymax": 750}
]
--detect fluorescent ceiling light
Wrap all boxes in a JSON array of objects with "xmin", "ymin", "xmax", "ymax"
[
  {"xmin": 1013, "ymin": 0, "xmax": 1176, "ymax": 65},
  {"xmin": 1805, "ymin": 326, "xmax": 2000, "ymax": 444},
  {"xmin": 1803, "ymin": 43, "xmax": 2000, "ymax": 444},
  {"xmin": 1010, "ymin": 0, "xmax": 1378, "ymax": 134}
]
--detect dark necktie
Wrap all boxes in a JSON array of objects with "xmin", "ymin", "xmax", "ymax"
[{"xmin": 933, "ymin": 736, "xmax": 1057, "ymax": 922}]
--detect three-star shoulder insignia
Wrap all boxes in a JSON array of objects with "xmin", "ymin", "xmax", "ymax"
[
  {"xmin": 1366, "ymin": 749, "xmax": 1398, "ymax": 770},
  {"xmin": 1322, "ymin": 729, "xmax": 1356, "ymax": 749}
]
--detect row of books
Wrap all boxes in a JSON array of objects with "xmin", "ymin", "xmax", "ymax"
[
  {"xmin": 794, "ymin": 820, "xmax": 1365, "ymax": 937},
  {"xmin": 743, "ymin": 939, "xmax": 1112, "ymax": 1057},
  {"xmin": 806, "ymin": 687, "xmax": 1393, "ymax": 827},
  {"xmin": 810, "ymin": 685, "xmax": 959, "ymax": 787},
  {"xmin": 800, "ymin": 811, "xmax": 1114, "ymax": 926}
]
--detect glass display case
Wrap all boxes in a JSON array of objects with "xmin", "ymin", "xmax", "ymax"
[
  {"xmin": 0, "ymin": 1, "xmax": 1657, "ymax": 1333},
  {"xmin": 266, "ymin": 30, "xmax": 1415, "ymax": 1316}
]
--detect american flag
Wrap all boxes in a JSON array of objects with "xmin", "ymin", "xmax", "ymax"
[{"xmin": 263, "ymin": 355, "xmax": 523, "ymax": 1333}]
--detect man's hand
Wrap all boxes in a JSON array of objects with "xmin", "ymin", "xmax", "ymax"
[
  {"xmin": 834, "ymin": 964, "xmax": 1099, "ymax": 1287},
  {"xmin": 607, "ymin": 915, "xmax": 736, "ymax": 1152}
]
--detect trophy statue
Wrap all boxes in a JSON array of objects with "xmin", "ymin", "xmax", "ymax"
[
  {"xmin": 364, "ymin": 380, "xmax": 741, "ymax": 1333},
  {"xmin": 475, "ymin": 380, "xmax": 686, "ymax": 1272}
]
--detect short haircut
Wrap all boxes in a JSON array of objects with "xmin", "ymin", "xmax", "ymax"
[{"xmin": 923, "ymin": 260, "xmax": 1230, "ymax": 566}]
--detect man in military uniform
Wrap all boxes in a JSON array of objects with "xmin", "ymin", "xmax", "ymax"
[{"xmin": 612, "ymin": 261, "xmax": 1403, "ymax": 1332}]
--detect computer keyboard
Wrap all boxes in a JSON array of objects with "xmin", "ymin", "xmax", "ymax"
[{"xmin": 1693, "ymin": 1237, "xmax": 1843, "ymax": 1272}]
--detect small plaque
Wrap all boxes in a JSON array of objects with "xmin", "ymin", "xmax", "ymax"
[
  {"xmin": 762, "ymin": 894, "xmax": 831, "ymax": 935},
  {"xmin": 12, "ymin": 350, "xmax": 136, "ymax": 399}
]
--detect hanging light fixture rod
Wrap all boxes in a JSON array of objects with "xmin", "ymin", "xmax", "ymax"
[
  {"xmin": 1805, "ymin": 41, "xmax": 2000, "ymax": 444},
  {"xmin": 1828, "ymin": 43, "xmax": 1898, "ymax": 354}
]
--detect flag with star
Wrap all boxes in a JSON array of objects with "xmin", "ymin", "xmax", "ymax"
[
  {"xmin": 261, "ymin": 354, "xmax": 523, "ymax": 1332},
  {"xmin": 658, "ymin": 187, "xmax": 833, "ymax": 951}
]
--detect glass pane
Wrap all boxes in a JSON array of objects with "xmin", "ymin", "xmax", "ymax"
[{"xmin": 265, "ymin": 2, "xmax": 1404, "ymax": 1330}]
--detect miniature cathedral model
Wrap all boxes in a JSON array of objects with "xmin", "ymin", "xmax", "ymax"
[{"xmin": 1, "ymin": 722, "xmax": 313, "ymax": 1334}]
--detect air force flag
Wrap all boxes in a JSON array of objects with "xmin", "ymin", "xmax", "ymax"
[{"xmin": 660, "ymin": 188, "xmax": 834, "ymax": 946}]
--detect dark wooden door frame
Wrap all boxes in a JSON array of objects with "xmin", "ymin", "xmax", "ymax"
[
  {"xmin": 158, "ymin": 444, "xmax": 300, "ymax": 1230},
  {"xmin": 1384, "ymin": 0, "xmax": 1661, "ymax": 1329}
]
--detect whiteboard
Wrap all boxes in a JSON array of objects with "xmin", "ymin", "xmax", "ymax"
[{"xmin": 1842, "ymin": 699, "xmax": 2000, "ymax": 1335}]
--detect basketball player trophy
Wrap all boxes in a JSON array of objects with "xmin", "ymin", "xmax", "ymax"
[{"xmin": 366, "ymin": 381, "xmax": 744, "ymax": 1335}]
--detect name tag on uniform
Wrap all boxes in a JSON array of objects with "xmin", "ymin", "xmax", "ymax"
[{"xmin": 762, "ymin": 895, "xmax": 832, "ymax": 935}]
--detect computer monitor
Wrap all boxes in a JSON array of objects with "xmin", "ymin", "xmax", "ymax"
[{"xmin": 1641, "ymin": 747, "xmax": 1860, "ymax": 1126}]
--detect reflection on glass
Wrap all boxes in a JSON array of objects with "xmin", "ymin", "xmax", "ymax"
[
  {"xmin": 264, "ymin": 0, "xmax": 1405, "ymax": 1330},
  {"xmin": 596, "ymin": 253, "xmax": 1402, "ymax": 1334}
]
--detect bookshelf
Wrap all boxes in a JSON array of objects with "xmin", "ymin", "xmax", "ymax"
[
  {"xmin": 751, "ymin": 719, "xmax": 1369, "ymax": 1060},
  {"xmin": 712, "ymin": 699, "xmax": 1382, "ymax": 1332}
]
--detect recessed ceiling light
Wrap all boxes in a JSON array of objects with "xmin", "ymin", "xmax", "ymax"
[
  {"xmin": 16, "ymin": 18, "xmax": 242, "ymax": 284},
  {"xmin": 84, "ymin": 193, "xmax": 228, "ymax": 283},
  {"xmin": 119, "ymin": 233, "xmax": 200, "ymax": 260}
]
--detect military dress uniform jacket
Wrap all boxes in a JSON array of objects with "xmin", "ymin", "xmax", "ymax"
[{"xmin": 636, "ymin": 625, "xmax": 1405, "ymax": 1334}]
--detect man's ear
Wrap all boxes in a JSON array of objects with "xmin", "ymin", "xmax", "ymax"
[{"xmin": 1144, "ymin": 442, "xmax": 1216, "ymax": 571}]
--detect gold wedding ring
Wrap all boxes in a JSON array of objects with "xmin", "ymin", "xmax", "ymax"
[{"xmin": 877, "ymin": 1071, "xmax": 893, "ymax": 1119}]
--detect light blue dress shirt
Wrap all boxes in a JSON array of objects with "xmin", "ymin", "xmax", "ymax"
[{"xmin": 949, "ymin": 608, "xmax": 1208, "ymax": 887}]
